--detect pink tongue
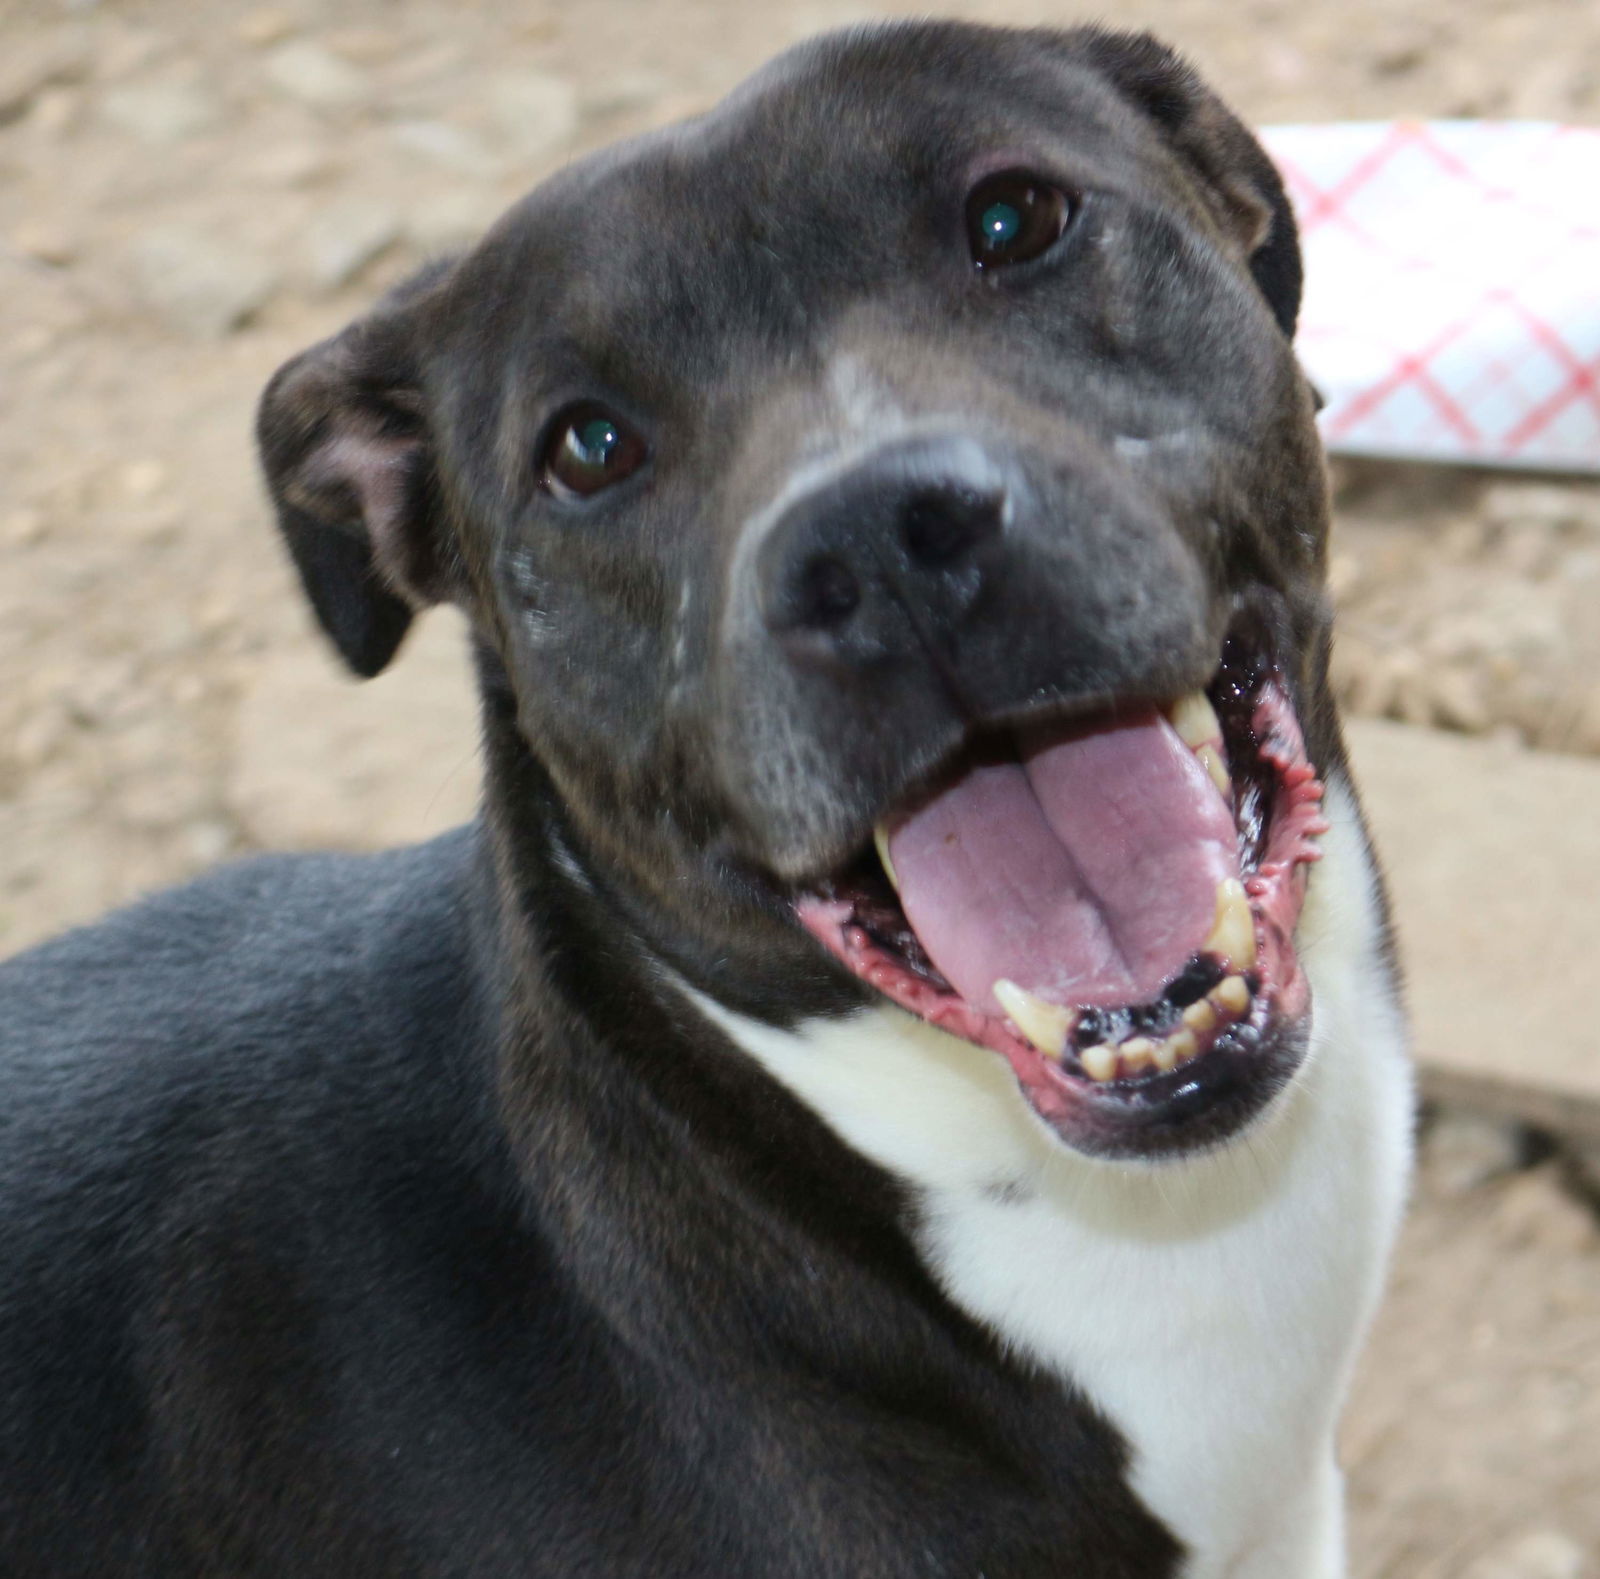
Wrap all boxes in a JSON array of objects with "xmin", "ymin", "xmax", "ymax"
[{"xmin": 887, "ymin": 708, "xmax": 1240, "ymax": 1013}]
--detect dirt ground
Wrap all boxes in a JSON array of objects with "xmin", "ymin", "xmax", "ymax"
[{"xmin": 4, "ymin": 1, "xmax": 1600, "ymax": 1572}]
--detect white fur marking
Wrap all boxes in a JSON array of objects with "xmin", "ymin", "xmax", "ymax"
[{"xmin": 670, "ymin": 579, "xmax": 693, "ymax": 676}]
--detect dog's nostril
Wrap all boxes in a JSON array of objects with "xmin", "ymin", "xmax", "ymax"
[
  {"xmin": 797, "ymin": 554, "xmax": 862, "ymax": 626},
  {"xmin": 900, "ymin": 487, "xmax": 1002, "ymax": 567}
]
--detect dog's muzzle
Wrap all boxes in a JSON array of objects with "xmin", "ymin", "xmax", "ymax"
[{"xmin": 795, "ymin": 616, "xmax": 1328, "ymax": 1158}]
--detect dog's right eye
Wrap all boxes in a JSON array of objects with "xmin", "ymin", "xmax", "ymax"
[
  {"xmin": 542, "ymin": 404, "xmax": 649, "ymax": 500},
  {"xmin": 965, "ymin": 172, "xmax": 1073, "ymax": 270}
]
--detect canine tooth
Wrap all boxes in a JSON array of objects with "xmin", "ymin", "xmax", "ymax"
[
  {"xmin": 1081, "ymin": 1043, "xmax": 1119, "ymax": 1082},
  {"xmin": 1182, "ymin": 999, "xmax": 1218, "ymax": 1034},
  {"xmin": 1197, "ymin": 743, "xmax": 1232, "ymax": 798},
  {"xmin": 1212, "ymin": 974, "xmax": 1251, "ymax": 1016},
  {"xmin": 1203, "ymin": 877, "xmax": 1256, "ymax": 969},
  {"xmin": 873, "ymin": 824, "xmax": 898, "ymax": 892},
  {"xmin": 1119, "ymin": 1037, "xmax": 1156, "ymax": 1074},
  {"xmin": 993, "ymin": 979, "xmax": 1071, "ymax": 1060},
  {"xmin": 1155, "ymin": 1029, "xmax": 1199, "ymax": 1071},
  {"xmin": 1167, "ymin": 690, "xmax": 1223, "ymax": 749}
]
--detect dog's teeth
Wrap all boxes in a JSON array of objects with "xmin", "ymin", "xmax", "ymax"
[
  {"xmin": 1119, "ymin": 1036, "xmax": 1156, "ymax": 1074},
  {"xmin": 1182, "ymin": 999, "xmax": 1218, "ymax": 1034},
  {"xmin": 1203, "ymin": 877, "xmax": 1256, "ymax": 970},
  {"xmin": 1211, "ymin": 974, "xmax": 1252, "ymax": 1017},
  {"xmin": 873, "ymin": 824, "xmax": 899, "ymax": 892},
  {"xmin": 1154, "ymin": 1028, "xmax": 1199, "ymax": 1071},
  {"xmin": 993, "ymin": 979, "xmax": 1070, "ymax": 1059},
  {"xmin": 1197, "ymin": 743, "xmax": 1232, "ymax": 799},
  {"xmin": 1081, "ymin": 1043, "xmax": 1119, "ymax": 1082},
  {"xmin": 1167, "ymin": 691, "xmax": 1223, "ymax": 750},
  {"xmin": 1166, "ymin": 692, "xmax": 1231, "ymax": 798}
]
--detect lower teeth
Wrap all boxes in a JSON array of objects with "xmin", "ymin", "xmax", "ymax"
[
  {"xmin": 993, "ymin": 968, "xmax": 1257, "ymax": 1082},
  {"xmin": 1202, "ymin": 877, "xmax": 1257, "ymax": 972}
]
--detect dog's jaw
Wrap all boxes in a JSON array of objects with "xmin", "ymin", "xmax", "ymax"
[{"xmin": 679, "ymin": 771, "xmax": 1412, "ymax": 1577}]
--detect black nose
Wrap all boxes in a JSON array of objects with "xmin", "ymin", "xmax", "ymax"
[{"xmin": 758, "ymin": 440, "xmax": 1007, "ymax": 664}]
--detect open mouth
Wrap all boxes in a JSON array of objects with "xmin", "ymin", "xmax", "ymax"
[{"xmin": 795, "ymin": 621, "xmax": 1329, "ymax": 1156}]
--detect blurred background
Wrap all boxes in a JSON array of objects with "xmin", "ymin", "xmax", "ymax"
[{"xmin": 3, "ymin": 2, "xmax": 1598, "ymax": 1573}]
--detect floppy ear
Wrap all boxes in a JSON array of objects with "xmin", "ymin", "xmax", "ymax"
[
  {"xmin": 1071, "ymin": 29, "xmax": 1303, "ymax": 339},
  {"xmin": 257, "ymin": 286, "xmax": 451, "ymax": 678}
]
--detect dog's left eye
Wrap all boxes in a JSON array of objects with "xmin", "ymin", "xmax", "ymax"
[
  {"xmin": 965, "ymin": 172, "xmax": 1073, "ymax": 269},
  {"xmin": 542, "ymin": 404, "xmax": 649, "ymax": 500}
]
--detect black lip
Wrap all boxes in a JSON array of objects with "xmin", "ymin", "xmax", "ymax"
[{"xmin": 1050, "ymin": 1006, "xmax": 1310, "ymax": 1162}]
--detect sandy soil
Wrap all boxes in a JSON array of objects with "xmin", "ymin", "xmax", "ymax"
[{"xmin": 4, "ymin": 2, "xmax": 1599, "ymax": 1571}]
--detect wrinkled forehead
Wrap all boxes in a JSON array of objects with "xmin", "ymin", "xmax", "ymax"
[{"xmin": 437, "ymin": 29, "xmax": 1170, "ymax": 397}]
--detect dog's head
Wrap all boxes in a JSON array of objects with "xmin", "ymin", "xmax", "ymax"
[{"xmin": 259, "ymin": 23, "xmax": 1343, "ymax": 1160}]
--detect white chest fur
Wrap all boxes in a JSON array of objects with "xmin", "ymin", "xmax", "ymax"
[{"xmin": 684, "ymin": 779, "xmax": 1412, "ymax": 1578}]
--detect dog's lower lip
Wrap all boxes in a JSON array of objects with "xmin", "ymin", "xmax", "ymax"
[{"xmin": 793, "ymin": 629, "xmax": 1328, "ymax": 1151}]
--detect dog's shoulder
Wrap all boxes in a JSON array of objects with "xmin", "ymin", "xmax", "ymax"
[
  {"xmin": 2, "ymin": 825, "xmax": 483, "ymax": 1106},
  {"xmin": 0, "ymin": 828, "xmax": 586, "ymax": 1572},
  {"xmin": 0, "ymin": 824, "xmax": 498, "ymax": 1392}
]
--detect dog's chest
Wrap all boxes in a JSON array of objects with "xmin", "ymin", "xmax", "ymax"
[
  {"xmin": 704, "ymin": 1007, "xmax": 1402, "ymax": 1578},
  {"xmin": 912, "ymin": 1092, "xmax": 1385, "ymax": 1579}
]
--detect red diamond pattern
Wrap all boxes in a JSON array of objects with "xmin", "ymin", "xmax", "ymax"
[{"xmin": 1261, "ymin": 121, "xmax": 1600, "ymax": 471}]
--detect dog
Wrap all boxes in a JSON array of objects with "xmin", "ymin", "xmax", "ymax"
[{"xmin": 0, "ymin": 21, "xmax": 1412, "ymax": 1577}]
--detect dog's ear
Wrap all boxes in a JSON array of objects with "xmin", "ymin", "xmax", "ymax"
[
  {"xmin": 257, "ymin": 281, "xmax": 451, "ymax": 678},
  {"xmin": 1071, "ymin": 29, "xmax": 1303, "ymax": 339}
]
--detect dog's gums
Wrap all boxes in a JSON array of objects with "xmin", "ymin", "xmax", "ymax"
[{"xmin": 796, "ymin": 626, "xmax": 1329, "ymax": 1139}]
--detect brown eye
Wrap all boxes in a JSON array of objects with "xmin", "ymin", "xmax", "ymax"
[
  {"xmin": 541, "ymin": 404, "xmax": 649, "ymax": 499},
  {"xmin": 965, "ymin": 172, "xmax": 1073, "ymax": 269}
]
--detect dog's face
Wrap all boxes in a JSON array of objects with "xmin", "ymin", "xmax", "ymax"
[{"xmin": 260, "ymin": 23, "xmax": 1344, "ymax": 1162}]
